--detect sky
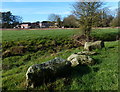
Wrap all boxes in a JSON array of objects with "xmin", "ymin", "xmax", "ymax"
[{"xmin": 0, "ymin": 1, "xmax": 119, "ymax": 22}]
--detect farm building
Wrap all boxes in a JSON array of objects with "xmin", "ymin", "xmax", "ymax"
[
  {"xmin": 14, "ymin": 21, "xmax": 56, "ymax": 29},
  {"xmin": 15, "ymin": 22, "xmax": 31, "ymax": 29}
]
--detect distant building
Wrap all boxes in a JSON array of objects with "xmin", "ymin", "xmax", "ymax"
[
  {"xmin": 14, "ymin": 21, "xmax": 57, "ymax": 29},
  {"xmin": 21, "ymin": 23, "xmax": 31, "ymax": 28},
  {"xmin": 39, "ymin": 22, "xmax": 42, "ymax": 28},
  {"xmin": 41, "ymin": 21, "xmax": 53, "ymax": 28},
  {"xmin": 15, "ymin": 22, "xmax": 31, "ymax": 29}
]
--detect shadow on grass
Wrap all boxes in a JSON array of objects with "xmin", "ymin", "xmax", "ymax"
[
  {"xmin": 108, "ymin": 46, "xmax": 115, "ymax": 48},
  {"xmin": 92, "ymin": 67, "xmax": 99, "ymax": 72},
  {"xmin": 71, "ymin": 65, "xmax": 91, "ymax": 77},
  {"xmin": 94, "ymin": 58, "xmax": 102, "ymax": 64}
]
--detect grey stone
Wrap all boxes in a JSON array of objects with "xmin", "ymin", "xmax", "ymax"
[
  {"xmin": 67, "ymin": 53, "xmax": 94, "ymax": 67},
  {"xmin": 26, "ymin": 57, "xmax": 71, "ymax": 88},
  {"xmin": 69, "ymin": 57, "xmax": 79, "ymax": 67},
  {"xmin": 84, "ymin": 41, "xmax": 104, "ymax": 51},
  {"xmin": 67, "ymin": 54, "xmax": 78, "ymax": 61}
]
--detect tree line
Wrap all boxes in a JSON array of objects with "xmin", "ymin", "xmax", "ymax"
[{"xmin": 48, "ymin": 9, "xmax": 119, "ymax": 28}]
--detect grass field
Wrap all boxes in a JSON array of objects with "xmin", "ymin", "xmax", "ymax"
[
  {"xmin": 2, "ymin": 29, "xmax": 80, "ymax": 41},
  {"xmin": 2, "ymin": 28, "xmax": 118, "ymax": 41},
  {"xmin": 1, "ymin": 28, "xmax": 119, "ymax": 91}
]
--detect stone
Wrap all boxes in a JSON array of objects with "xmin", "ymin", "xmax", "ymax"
[
  {"xmin": 84, "ymin": 42, "xmax": 92, "ymax": 51},
  {"xmin": 84, "ymin": 41, "xmax": 104, "ymax": 51},
  {"xmin": 77, "ymin": 51, "xmax": 97, "ymax": 55},
  {"xmin": 70, "ymin": 58, "xmax": 79, "ymax": 67},
  {"xmin": 67, "ymin": 53, "xmax": 94, "ymax": 67},
  {"xmin": 26, "ymin": 57, "xmax": 71, "ymax": 88},
  {"xmin": 67, "ymin": 54, "xmax": 78, "ymax": 61},
  {"xmin": 79, "ymin": 55, "xmax": 94, "ymax": 65}
]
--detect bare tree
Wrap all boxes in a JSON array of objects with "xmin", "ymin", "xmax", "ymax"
[
  {"xmin": 72, "ymin": 1, "xmax": 103, "ymax": 41},
  {"xmin": 48, "ymin": 14, "xmax": 62, "ymax": 28},
  {"xmin": 110, "ymin": 8, "xmax": 120, "ymax": 27},
  {"xmin": 48, "ymin": 14, "xmax": 61, "ymax": 22}
]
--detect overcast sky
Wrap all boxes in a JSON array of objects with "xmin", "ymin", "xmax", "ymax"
[{"xmin": 1, "ymin": 1, "xmax": 119, "ymax": 22}]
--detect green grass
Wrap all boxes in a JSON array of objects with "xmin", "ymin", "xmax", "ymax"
[
  {"xmin": 2, "ymin": 28, "xmax": 119, "ymax": 91},
  {"xmin": 2, "ymin": 29, "xmax": 81, "ymax": 57},
  {"xmin": 91, "ymin": 28, "xmax": 119, "ymax": 41},
  {"xmin": 2, "ymin": 29, "xmax": 80, "ymax": 41},
  {"xmin": 2, "ymin": 28, "xmax": 118, "ymax": 42},
  {"xmin": 2, "ymin": 41, "xmax": 118, "ymax": 91},
  {"xmin": 2, "ymin": 28, "xmax": 119, "ymax": 55}
]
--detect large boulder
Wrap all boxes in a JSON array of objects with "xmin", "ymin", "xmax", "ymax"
[
  {"xmin": 67, "ymin": 53, "xmax": 94, "ymax": 67},
  {"xmin": 26, "ymin": 57, "xmax": 71, "ymax": 88},
  {"xmin": 84, "ymin": 41, "xmax": 104, "ymax": 51}
]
